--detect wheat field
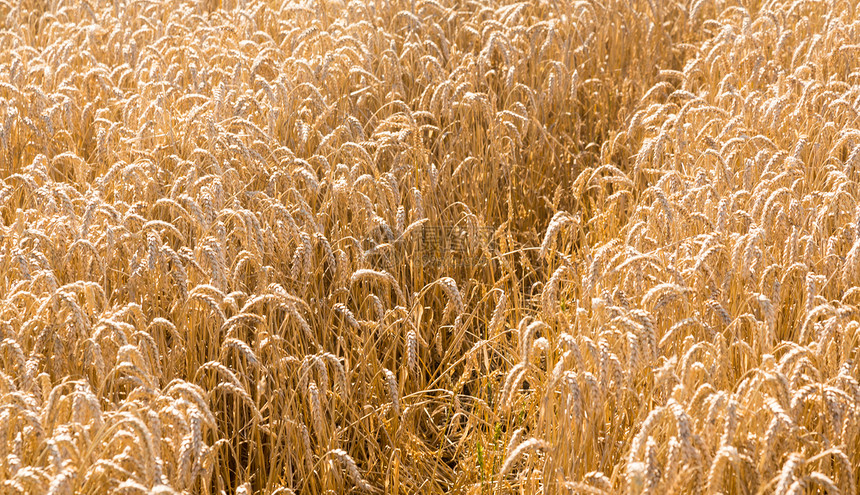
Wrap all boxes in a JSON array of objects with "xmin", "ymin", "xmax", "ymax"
[{"xmin": 0, "ymin": 0, "xmax": 859, "ymax": 493}]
